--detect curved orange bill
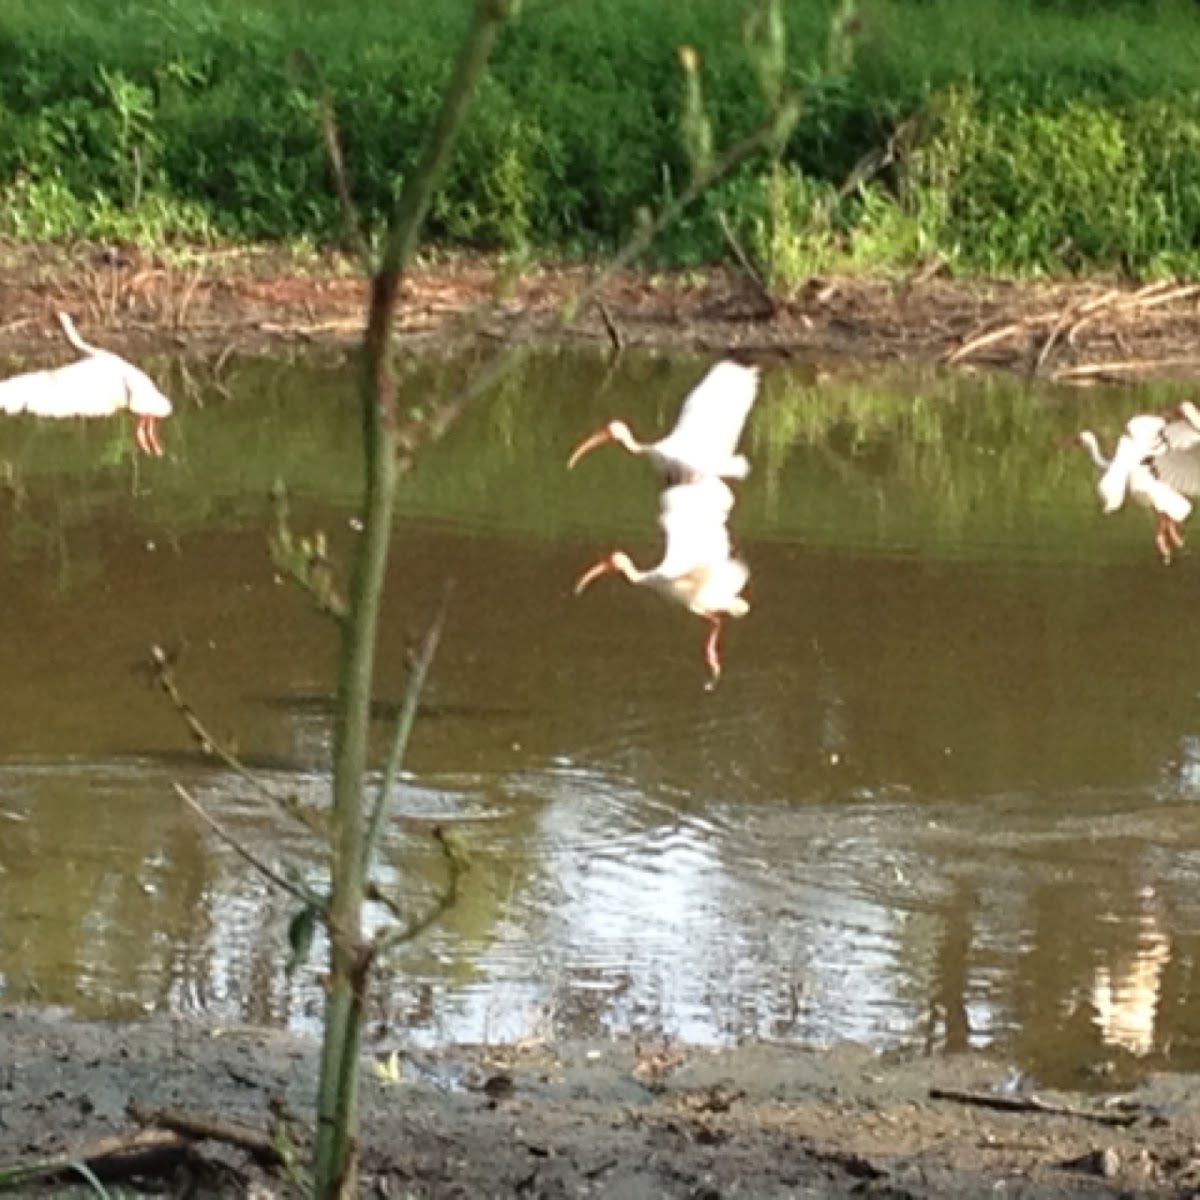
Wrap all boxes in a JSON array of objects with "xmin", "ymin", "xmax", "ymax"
[
  {"xmin": 567, "ymin": 427, "xmax": 614, "ymax": 469},
  {"xmin": 136, "ymin": 414, "xmax": 164, "ymax": 457},
  {"xmin": 574, "ymin": 556, "xmax": 617, "ymax": 594}
]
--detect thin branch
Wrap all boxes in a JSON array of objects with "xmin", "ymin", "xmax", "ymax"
[
  {"xmin": 717, "ymin": 209, "xmax": 776, "ymax": 318},
  {"xmin": 0, "ymin": 1132, "xmax": 188, "ymax": 1192},
  {"xmin": 128, "ymin": 1102, "xmax": 285, "ymax": 1168},
  {"xmin": 1054, "ymin": 356, "xmax": 1200, "ymax": 381},
  {"xmin": 151, "ymin": 645, "xmax": 326, "ymax": 839},
  {"xmin": 373, "ymin": 826, "xmax": 469, "ymax": 955},
  {"xmin": 173, "ymin": 782, "xmax": 320, "ymax": 908},
  {"xmin": 928, "ymin": 1087, "xmax": 1137, "ymax": 1128},
  {"xmin": 288, "ymin": 50, "xmax": 373, "ymax": 271},
  {"xmin": 362, "ymin": 583, "xmax": 452, "ymax": 878},
  {"xmin": 595, "ymin": 300, "xmax": 626, "ymax": 354},
  {"xmin": 269, "ymin": 482, "xmax": 349, "ymax": 624},
  {"xmin": 393, "ymin": 101, "xmax": 798, "ymax": 473}
]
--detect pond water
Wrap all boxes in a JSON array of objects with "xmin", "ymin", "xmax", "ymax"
[{"xmin": 1, "ymin": 343, "xmax": 1200, "ymax": 1089}]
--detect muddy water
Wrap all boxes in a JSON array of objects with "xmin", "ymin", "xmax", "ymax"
[{"xmin": 1, "ymin": 346, "xmax": 1200, "ymax": 1087}]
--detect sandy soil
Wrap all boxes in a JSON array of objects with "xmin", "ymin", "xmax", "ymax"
[
  {"xmin": 4, "ymin": 245, "xmax": 1200, "ymax": 1197},
  {"xmin": 1, "ymin": 242, "xmax": 1200, "ymax": 382},
  {"xmin": 5, "ymin": 1007, "xmax": 1200, "ymax": 1198}
]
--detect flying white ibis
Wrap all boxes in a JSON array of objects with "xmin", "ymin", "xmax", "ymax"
[
  {"xmin": 568, "ymin": 360, "xmax": 760, "ymax": 483},
  {"xmin": 0, "ymin": 313, "xmax": 172, "ymax": 455},
  {"xmin": 1070, "ymin": 405, "xmax": 1200, "ymax": 562},
  {"xmin": 574, "ymin": 477, "xmax": 750, "ymax": 684}
]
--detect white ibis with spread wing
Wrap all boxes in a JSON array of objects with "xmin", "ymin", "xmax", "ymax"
[
  {"xmin": 0, "ymin": 313, "xmax": 173, "ymax": 455},
  {"xmin": 574, "ymin": 477, "xmax": 750, "ymax": 684},
  {"xmin": 568, "ymin": 360, "xmax": 759, "ymax": 482},
  {"xmin": 1070, "ymin": 404, "xmax": 1200, "ymax": 562}
]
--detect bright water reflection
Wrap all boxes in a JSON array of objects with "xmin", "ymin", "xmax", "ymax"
[{"xmin": 1, "ymin": 346, "xmax": 1200, "ymax": 1086}]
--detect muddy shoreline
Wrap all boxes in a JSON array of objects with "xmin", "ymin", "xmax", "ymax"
[
  {"xmin": 2, "ymin": 244, "xmax": 1200, "ymax": 383},
  {"xmin": 4, "ymin": 1007, "xmax": 1200, "ymax": 1198}
]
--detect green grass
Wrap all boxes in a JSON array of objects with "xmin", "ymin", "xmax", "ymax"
[{"xmin": 0, "ymin": 0, "xmax": 1198, "ymax": 275}]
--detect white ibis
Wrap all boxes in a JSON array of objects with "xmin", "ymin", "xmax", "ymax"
[
  {"xmin": 1070, "ymin": 408, "xmax": 1200, "ymax": 562},
  {"xmin": 0, "ymin": 313, "xmax": 172, "ymax": 455},
  {"xmin": 574, "ymin": 477, "xmax": 750, "ymax": 684},
  {"xmin": 568, "ymin": 360, "xmax": 760, "ymax": 483}
]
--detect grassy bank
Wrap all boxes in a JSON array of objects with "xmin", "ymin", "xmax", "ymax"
[{"xmin": 1, "ymin": 0, "xmax": 1198, "ymax": 277}]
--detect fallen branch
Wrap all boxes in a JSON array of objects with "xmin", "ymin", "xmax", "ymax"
[
  {"xmin": 1066, "ymin": 282, "xmax": 1200, "ymax": 347},
  {"xmin": 0, "ymin": 1129, "xmax": 189, "ymax": 1192},
  {"xmin": 928, "ymin": 1087, "xmax": 1138, "ymax": 1127},
  {"xmin": 943, "ymin": 314, "xmax": 1044, "ymax": 365},
  {"xmin": 948, "ymin": 280, "xmax": 1200, "ymax": 370},
  {"xmin": 128, "ymin": 1101, "xmax": 286, "ymax": 1168},
  {"xmin": 1032, "ymin": 287, "xmax": 1121, "ymax": 376},
  {"xmin": 1052, "ymin": 356, "xmax": 1200, "ymax": 382}
]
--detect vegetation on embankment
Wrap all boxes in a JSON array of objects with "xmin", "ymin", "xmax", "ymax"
[{"xmin": 2, "ymin": 0, "xmax": 1199, "ymax": 281}]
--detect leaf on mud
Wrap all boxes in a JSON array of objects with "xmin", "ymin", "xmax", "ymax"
[{"xmin": 372, "ymin": 1050, "xmax": 405, "ymax": 1086}]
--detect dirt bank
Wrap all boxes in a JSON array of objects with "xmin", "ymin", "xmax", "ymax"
[
  {"xmin": 3, "ymin": 243, "xmax": 1200, "ymax": 382},
  {"xmin": 4, "ymin": 1008, "xmax": 1200, "ymax": 1198}
]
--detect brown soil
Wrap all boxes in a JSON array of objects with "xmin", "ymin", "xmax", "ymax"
[
  {"xmin": 5, "ymin": 1008, "xmax": 1200, "ymax": 1198},
  {"xmin": 2, "ymin": 242, "xmax": 1200, "ymax": 381}
]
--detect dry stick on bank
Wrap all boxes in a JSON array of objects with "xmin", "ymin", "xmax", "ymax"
[
  {"xmin": 928, "ymin": 1087, "xmax": 1139, "ymax": 1129},
  {"xmin": 0, "ymin": 1130, "xmax": 191, "ymax": 1194},
  {"xmin": 944, "ymin": 280, "xmax": 1200, "ymax": 374}
]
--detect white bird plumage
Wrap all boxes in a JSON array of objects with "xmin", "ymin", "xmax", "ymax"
[
  {"xmin": 0, "ymin": 313, "xmax": 173, "ymax": 455},
  {"xmin": 574, "ymin": 476, "xmax": 750, "ymax": 682},
  {"xmin": 1072, "ymin": 402, "xmax": 1200, "ymax": 562},
  {"xmin": 568, "ymin": 360, "xmax": 760, "ymax": 482}
]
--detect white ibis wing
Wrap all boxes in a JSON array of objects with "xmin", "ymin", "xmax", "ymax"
[
  {"xmin": 655, "ymin": 479, "xmax": 734, "ymax": 578},
  {"xmin": 655, "ymin": 362, "xmax": 759, "ymax": 467},
  {"xmin": 1151, "ymin": 419, "xmax": 1200, "ymax": 496}
]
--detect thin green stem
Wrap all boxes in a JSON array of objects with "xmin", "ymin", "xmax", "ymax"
[
  {"xmin": 362, "ymin": 583, "xmax": 452, "ymax": 879},
  {"xmin": 312, "ymin": 3, "xmax": 513, "ymax": 1195}
]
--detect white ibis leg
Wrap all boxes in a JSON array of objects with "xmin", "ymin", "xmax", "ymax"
[
  {"xmin": 136, "ymin": 414, "xmax": 164, "ymax": 457},
  {"xmin": 1168, "ymin": 519, "xmax": 1186, "ymax": 551},
  {"xmin": 703, "ymin": 617, "xmax": 723, "ymax": 683},
  {"xmin": 1154, "ymin": 514, "xmax": 1174, "ymax": 564}
]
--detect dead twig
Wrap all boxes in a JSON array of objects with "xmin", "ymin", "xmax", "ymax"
[
  {"xmin": 0, "ymin": 1130, "xmax": 189, "ymax": 1192},
  {"xmin": 928, "ymin": 1087, "xmax": 1138, "ymax": 1127},
  {"xmin": 151, "ymin": 644, "xmax": 326, "ymax": 838},
  {"xmin": 716, "ymin": 210, "xmax": 776, "ymax": 318},
  {"xmin": 595, "ymin": 300, "xmax": 626, "ymax": 354},
  {"xmin": 173, "ymin": 782, "xmax": 321, "ymax": 908},
  {"xmin": 944, "ymin": 314, "xmax": 1044, "ymax": 365},
  {"xmin": 128, "ymin": 1101, "xmax": 286, "ymax": 1168},
  {"xmin": 1052, "ymin": 356, "xmax": 1200, "ymax": 382},
  {"xmin": 1031, "ymin": 287, "xmax": 1121, "ymax": 376}
]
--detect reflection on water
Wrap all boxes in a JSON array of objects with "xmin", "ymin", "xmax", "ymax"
[{"xmin": 2, "ymin": 345, "xmax": 1200, "ymax": 1086}]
